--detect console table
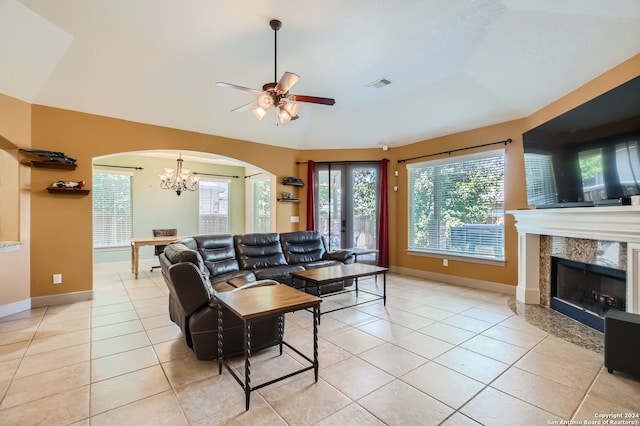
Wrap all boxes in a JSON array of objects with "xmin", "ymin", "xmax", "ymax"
[{"xmin": 216, "ymin": 284, "xmax": 321, "ymax": 410}]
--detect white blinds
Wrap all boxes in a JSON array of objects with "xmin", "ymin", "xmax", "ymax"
[
  {"xmin": 408, "ymin": 149, "xmax": 505, "ymax": 260},
  {"xmin": 93, "ymin": 171, "xmax": 132, "ymax": 248}
]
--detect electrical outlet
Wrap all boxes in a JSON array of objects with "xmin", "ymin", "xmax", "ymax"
[
  {"xmin": 53, "ymin": 274, "xmax": 62, "ymax": 284},
  {"xmin": 442, "ymin": 259, "xmax": 448, "ymax": 267},
  {"xmin": 290, "ymin": 216, "xmax": 300, "ymax": 223}
]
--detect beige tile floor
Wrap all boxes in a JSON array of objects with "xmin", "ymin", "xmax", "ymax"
[{"xmin": 1, "ymin": 261, "xmax": 639, "ymax": 425}]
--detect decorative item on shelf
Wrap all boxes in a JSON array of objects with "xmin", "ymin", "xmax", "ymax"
[
  {"xmin": 282, "ymin": 176, "xmax": 304, "ymax": 186},
  {"xmin": 282, "ymin": 192, "xmax": 292, "ymax": 199},
  {"xmin": 20, "ymin": 148, "xmax": 77, "ymax": 165},
  {"xmin": 52, "ymin": 180, "xmax": 85, "ymax": 189},
  {"xmin": 159, "ymin": 153, "xmax": 200, "ymax": 196},
  {"xmin": 47, "ymin": 180, "xmax": 90, "ymax": 195},
  {"xmin": 19, "ymin": 148, "xmax": 78, "ymax": 170}
]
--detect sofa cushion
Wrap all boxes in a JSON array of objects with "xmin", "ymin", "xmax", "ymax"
[
  {"xmin": 253, "ymin": 264, "xmax": 305, "ymax": 284},
  {"xmin": 234, "ymin": 233, "xmax": 288, "ymax": 270},
  {"xmin": 298, "ymin": 259, "xmax": 343, "ymax": 270},
  {"xmin": 192, "ymin": 234, "xmax": 241, "ymax": 277},
  {"xmin": 280, "ymin": 230, "xmax": 327, "ymax": 264}
]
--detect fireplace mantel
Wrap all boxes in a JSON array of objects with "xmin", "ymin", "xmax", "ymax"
[
  {"xmin": 509, "ymin": 206, "xmax": 640, "ymax": 243},
  {"xmin": 507, "ymin": 206, "xmax": 640, "ymax": 314}
]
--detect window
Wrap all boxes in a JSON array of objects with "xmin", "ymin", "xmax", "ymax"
[
  {"xmin": 250, "ymin": 177, "xmax": 271, "ymax": 232},
  {"xmin": 93, "ymin": 171, "xmax": 132, "ymax": 248},
  {"xmin": 408, "ymin": 149, "xmax": 505, "ymax": 261},
  {"xmin": 199, "ymin": 179, "xmax": 229, "ymax": 233}
]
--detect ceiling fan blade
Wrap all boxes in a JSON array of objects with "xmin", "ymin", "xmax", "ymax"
[
  {"xmin": 216, "ymin": 82, "xmax": 262, "ymax": 94},
  {"xmin": 275, "ymin": 72, "xmax": 300, "ymax": 93},
  {"xmin": 288, "ymin": 94, "xmax": 336, "ymax": 106},
  {"xmin": 231, "ymin": 101, "xmax": 258, "ymax": 113}
]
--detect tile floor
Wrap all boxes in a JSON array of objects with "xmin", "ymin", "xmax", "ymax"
[{"xmin": 1, "ymin": 261, "xmax": 639, "ymax": 425}]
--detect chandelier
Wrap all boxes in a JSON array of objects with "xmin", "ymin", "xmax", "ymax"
[{"xmin": 159, "ymin": 154, "xmax": 199, "ymax": 196}]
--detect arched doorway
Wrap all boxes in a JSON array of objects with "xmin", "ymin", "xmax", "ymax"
[{"xmin": 92, "ymin": 149, "xmax": 275, "ymax": 265}]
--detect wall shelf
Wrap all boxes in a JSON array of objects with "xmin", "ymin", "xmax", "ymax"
[
  {"xmin": 47, "ymin": 187, "xmax": 90, "ymax": 195},
  {"xmin": 31, "ymin": 160, "xmax": 77, "ymax": 170},
  {"xmin": 278, "ymin": 198, "xmax": 300, "ymax": 202}
]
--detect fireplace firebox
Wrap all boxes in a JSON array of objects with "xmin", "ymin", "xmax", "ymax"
[{"xmin": 551, "ymin": 256, "xmax": 626, "ymax": 332}]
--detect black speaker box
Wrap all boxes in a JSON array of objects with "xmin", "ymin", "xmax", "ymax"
[{"xmin": 604, "ymin": 310, "xmax": 640, "ymax": 379}]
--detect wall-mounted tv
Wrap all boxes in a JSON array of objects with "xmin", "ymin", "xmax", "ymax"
[{"xmin": 523, "ymin": 76, "xmax": 640, "ymax": 208}]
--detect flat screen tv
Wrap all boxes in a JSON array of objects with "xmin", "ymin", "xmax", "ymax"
[{"xmin": 523, "ymin": 76, "xmax": 640, "ymax": 208}]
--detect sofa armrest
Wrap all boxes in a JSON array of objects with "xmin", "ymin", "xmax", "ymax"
[
  {"xmin": 167, "ymin": 262, "xmax": 212, "ymax": 317},
  {"xmin": 231, "ymin": 279, "xmax": 280, "ymax": 292},
  {"xmin": 325, "ymin": 249, "xmax": 354, "ymax": 263}
]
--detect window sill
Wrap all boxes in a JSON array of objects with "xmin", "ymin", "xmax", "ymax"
[
  {"xmin": 406, "ymin": 249, "xmax": 505, "ymax": 266},
  {"xmin": 0, "ymin": 241, "xmax": 21, "ymax": 253}
]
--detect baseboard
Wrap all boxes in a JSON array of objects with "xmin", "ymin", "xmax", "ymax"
[
  {"xmin": 0, "ymin": 298, "xmax": 32, "ymax": 318},
  {"xmin": 31, "ymin": 290, "xmax": 94, "ymax": 308},
  {"xmin": 392, "ymin": 266, "xmax": 516, "ymax": 296}
]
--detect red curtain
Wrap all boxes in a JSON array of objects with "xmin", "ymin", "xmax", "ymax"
[
  {"xmin": 377, "ymin": 159, "xmax": 389, "ymax": 267},
  {"xmin": 306, "ymin": 160, "xmax": 316, "ymax": 230}
]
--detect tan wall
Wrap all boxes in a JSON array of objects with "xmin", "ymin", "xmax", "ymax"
[
  {"xmin": 0, "ymin": 93, "xmax": 31, "ymax": 307},
  {"xmin": 29, "ymin": 106, "xmax": 306, "ymax": 297}
]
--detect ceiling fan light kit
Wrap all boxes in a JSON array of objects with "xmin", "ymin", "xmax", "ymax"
[{"xmin": 216, "ymin": 19, "xmax": 335, "ymax": 125}]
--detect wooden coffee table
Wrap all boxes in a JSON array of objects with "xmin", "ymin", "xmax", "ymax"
[
  {"xmin": 290, "ymin": 263, "xmax": 388, "ymax": 322},
  {"xmin": 215, "ymin": 284, "xmax": 321, "ymax": 410}
]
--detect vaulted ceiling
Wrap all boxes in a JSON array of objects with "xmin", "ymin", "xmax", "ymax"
[{"xmin": 1, "ymin": 0, "xmax": 639, "ymax": 150}]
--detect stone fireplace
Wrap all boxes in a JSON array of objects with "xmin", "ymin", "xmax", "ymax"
[{"xmin": 508, "ymin": 206, "xmax": 640, "ymax": 319}]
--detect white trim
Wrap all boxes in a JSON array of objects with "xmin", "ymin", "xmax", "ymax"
[
  {"xmin": 0, "ymin": 298, "xmax": 31, "ymax": 318},
  {"xmin": 392, "ymin": 266, "xmax": 516, "ymax": 296},
  {"xmin": 31, "ymin": 290, "xmax": 93, "ymax": 308}
]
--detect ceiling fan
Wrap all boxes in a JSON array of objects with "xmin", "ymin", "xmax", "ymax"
[{"xmin": 216, "ymin": 19, "xmax": 335, "ymax": 125}]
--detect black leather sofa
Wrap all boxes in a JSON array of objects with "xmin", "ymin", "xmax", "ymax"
[{"xmin": 159, "ymin": 231, "xmax": 353, "ymax": 360}]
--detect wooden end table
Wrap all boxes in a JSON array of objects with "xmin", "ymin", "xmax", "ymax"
[{"xmin": 215, "ymin": 284, "xmax": 321, "ymax": 410}]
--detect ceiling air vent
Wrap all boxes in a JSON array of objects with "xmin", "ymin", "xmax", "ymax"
[{"xmin": 367, "ymin": 77, "xmax": 392, "ymax": 89}]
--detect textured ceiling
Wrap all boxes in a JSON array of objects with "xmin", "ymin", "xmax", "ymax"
[{"xmin": 1, "ymin": 0, "xmax": 639, "ymax": 150}]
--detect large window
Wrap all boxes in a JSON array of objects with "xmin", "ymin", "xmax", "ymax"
[
  {"xmin": 408, "ymin": 149, "xmax": 505, "ymax": 261},
  {"xmin": 199, "ymin": 179, "xmax": 229, "ymax": 234},
  {"xmin": 93, "ymin": 171, "xmax": 132, "ymax": 248}
]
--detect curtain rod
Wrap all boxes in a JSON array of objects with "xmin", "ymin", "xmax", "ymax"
[
  {"xmin": 193, "ymin": 172, "xmax": 239, "ymax": 179},
  {"xmin": 296, "ymin": 160, "xmax": 382, "ymax": 165},
  {"xmin": 244, "ymin": 172, "xmax": 264, "ymax": 178},
  {"xmin": 93, "ymin": 164, "xmax": 144, "ymax": 170},
  {"xmin": 397, "ymin": 138, "xmax": 512, "ymax": 164}
]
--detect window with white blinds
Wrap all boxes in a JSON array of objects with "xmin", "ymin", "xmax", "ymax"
[
  {"xmin": 408, "ymin": 149, "xmax": 505, "ymax": 261},
  {"xmin": 199, "ymin": 179, "xmax": 229, "ymax": 234},
  {"xmin": 93, "ymin": 171, "xmax": 132, "ymax": 248}
]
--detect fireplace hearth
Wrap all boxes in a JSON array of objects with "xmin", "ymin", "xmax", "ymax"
[{"xmin": 551, "ymin": 256, "xmax": 626, "ymax": 332}]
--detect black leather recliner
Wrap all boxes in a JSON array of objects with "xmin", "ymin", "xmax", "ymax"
[{"xmin": 160, "ymin": 243, "xmax": 281, "ymax": 361}]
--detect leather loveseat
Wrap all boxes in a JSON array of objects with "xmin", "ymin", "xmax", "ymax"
[{"xmin": 160, "ymin": 231, "xmax": 354, "ymax": 360}]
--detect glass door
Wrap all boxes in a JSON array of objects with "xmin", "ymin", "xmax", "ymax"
[{"xmin": 315, "ymin": 163, "xmax": 379, "ymax": 258}]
